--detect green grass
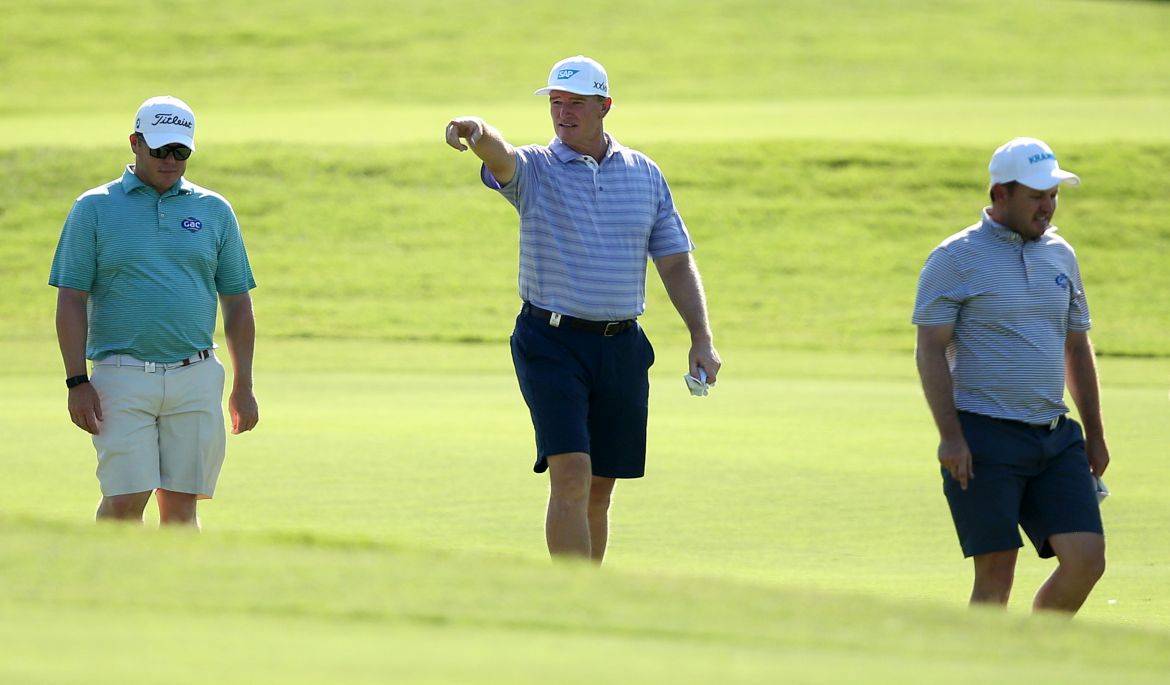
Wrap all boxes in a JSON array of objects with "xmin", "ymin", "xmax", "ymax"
[
  {"xmin": 4, "ymin": 516, "xmax": 1170, "ymax": 685},
  {"xmin": 3, "ymin": 341, "xmax": 1170, "ymax": 682},
  {"xmin": 6, "ymin": 140, "xmax": 1170, "ymax": 356},
  {"xmin": 4, "ymin": 0, "xmax": 1170, "ymax": 681},
  {"xmin": 2, "ymin": 0, "xmax": 1168, "ymax": 116}
]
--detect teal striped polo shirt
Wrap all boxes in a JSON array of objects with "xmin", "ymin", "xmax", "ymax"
[
  {"xmin": 49, "ymin": 167, "xmax": 256, "ymax": 363},
  {"xmin": 912, "ymin": 209, "xmax": 1091, "ymax": 424}
]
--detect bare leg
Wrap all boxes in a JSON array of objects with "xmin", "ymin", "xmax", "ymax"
[
  {"xmin": 96, "ymin": 491, "xmax": 152, "ymax": 524},
  {"xmin": 545, "ymin": 452, "xmax": 592, "ymax": 559},
  {"xmin": 588, "ymin": 476, "xmax": 616, "ymax": 563},
  {"xmin": 1033, "ymin": 532, "xmax": 1105, "ymax": 614},
  {"xmin": 970, "ymin": 549, "xmax": 1018, "ymax": 606},
  {"xmin": 156, "ymin": 489, "xmax": 200, "ymax": 529}
]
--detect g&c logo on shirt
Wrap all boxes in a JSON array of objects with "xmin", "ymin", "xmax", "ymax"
[
  {"xmin": 181, "ymin": 217, "xmax": 203, "ymax": 233},
  {"xmin": 1055, "ymin": 273, "xmax": 1070, "ymax": 288}
]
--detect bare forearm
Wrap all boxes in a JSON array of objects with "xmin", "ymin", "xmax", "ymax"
[
  {"xmin": 223, "ymin": 300, "xmax": 256, "ymax": 390},
  {"xmin": 1066, "ymin": 338, "xmax": 1105, "ymax": 439},
  {"xmin": 55, "ymin": 289, "xmax": 90, "ymax": 377},
  {"xmin": 657, "ymin": 253, "xmax": 713, "ymax": 343},
  {"xmin": 446, "ymin": 116, "xmax": 515, "ymax": 184},
  {"xmin": 916, "ymin": 346, "xmax": 963, "ymax": 441}
]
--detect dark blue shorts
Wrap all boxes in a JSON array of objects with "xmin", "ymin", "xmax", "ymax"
[
  {"xmin": 510, "ymin": 310, "xmax": 655, "ymax": 478},
  {"xmin": 943, "ymin": 412, "xmax": 1103, "ymax": 559}
]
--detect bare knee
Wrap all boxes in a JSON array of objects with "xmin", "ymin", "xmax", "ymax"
[
  {"xmin": 547, "ymin": 453, "xmax": 593, "ymax": 504},
  {"xmin": 971, "ymin": 550, "xmax": 1018, "ymax": 604},
  {"xmin": 97, "ymin": 491, "xmax": 152, "ymax": 521},
  {"xmin": 589, "ymin": 476, "xmax": 616, "ymax": 515},
  {"xmin": 157, "ymin": 489, "xmax": 199, "ymax": 526},
  {"xmin": 1054, "ymin": 534, "xmax": 1106, "ymax": 582}
]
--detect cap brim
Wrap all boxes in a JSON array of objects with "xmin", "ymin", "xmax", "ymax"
[
  {"xmin": 141, "ymin": 132, "xmax": 195, "ymax": 151},
  {"xmin": 1017, "ymin": 169, "xmax": 1080, "ymax": 190},
  {"xmin": 534, "ymin": 86, "xmax": 606, "ymax": 97}
]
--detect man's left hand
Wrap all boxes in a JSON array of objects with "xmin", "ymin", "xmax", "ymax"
[
  {"xmin": 1086, "ymin": 435, "xmax": 1109, "ymax": 477},
  {"xmin": 690, "ymin": 342, "xmax": 721, "ymax": 386},
  {"xmin": 229, "ymin": 388, "xmax": 259, "ymax": 434}
]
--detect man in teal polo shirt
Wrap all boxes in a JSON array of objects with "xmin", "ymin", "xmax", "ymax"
[{"xmin": 49, "ymin": 95, "xmax": 259, "ymax": 527}]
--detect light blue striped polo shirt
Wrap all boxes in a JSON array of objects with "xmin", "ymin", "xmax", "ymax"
[
  {"xmin": 913, "ymin": 209, "xmax": 1091, "ymax": 424},
  {"xmin": 49, "ymin": 167, "xmax": 256, "ymax": 363},
  {"xmin": 482, "ymin": 134, "xmax": 694, "ymax": 321}
]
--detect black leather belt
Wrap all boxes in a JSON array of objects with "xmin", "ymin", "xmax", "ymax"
[
  {"xmin": 960, "ymin": 411, "xmax": 1063, "ymax": 431},
  {"xmin": 522, "ymin": 303, "xmax": 635, "ymax": 336}
]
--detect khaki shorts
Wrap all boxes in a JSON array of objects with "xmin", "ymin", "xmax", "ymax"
[{"xmin": 90, "ymin": 353, "xmax": 226, "ymax": 499}]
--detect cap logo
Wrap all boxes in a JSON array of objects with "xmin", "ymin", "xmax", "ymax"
[
  {"xmin": 181, "ymin": 217, "xmax": 203, "ymax": 232},
  {"xmin": 1028, "ymin": 152, "xmax": 1056, "ymax": 164},
  {"xmin": 556, "ymin": 69, "xmax": 580, "ymax": 80},
  {"xmin": 153, "ymin": 112, "xmax": 193, "ymax": 129},
  {"xmin": 593, "ymin": 81, "xmax": 607, "ymax": 93}
]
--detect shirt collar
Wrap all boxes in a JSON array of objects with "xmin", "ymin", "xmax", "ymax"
[
  {"xmin": 549, "ymin": 133, "xmax": 623, "ymax": 164},
  {"xmin": 981, "ymin": 207, "xmax": 1057, "ymax": 244},
  {"xmin": 120, "ymin": 165, "xmax": 193, "ymax": 197}
]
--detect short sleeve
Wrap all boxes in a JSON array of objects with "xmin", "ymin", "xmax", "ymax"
[
  {"xmin": 912, "ymin": 248, "xmax": 965, "ymax": 326},
  {"xmin": 48, "ymin": 198, "xmax": 98, "ymax": 291},
  {"xmin": 214, "ymin": 202, "xmax": 256, "ymax": 295},
  {"xmin": 647, "ymin": 171, "xmax": 694, "ymax": 258},
  {"xmin": 1066, "ymin": 258, "xmax": 1091, "ymax": 332}
]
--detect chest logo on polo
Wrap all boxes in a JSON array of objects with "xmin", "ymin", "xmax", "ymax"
[
  {"xmin": 181, "ymin": 217, "xmax": 204, "ymax": 233},
  {"xmin": 1055, "ymin": 273, "xmax": 1070, "ymax": 288}
]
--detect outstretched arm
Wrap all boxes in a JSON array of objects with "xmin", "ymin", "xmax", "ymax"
[
  {"xmin": 654, "ymin": 251, "xmax": 720, "ymax": 384},
  {"xmin": 445, "ymin": 116, "xmax": 517, "ymax": 186}
]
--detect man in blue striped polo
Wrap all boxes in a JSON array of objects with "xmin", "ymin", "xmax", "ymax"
[
  {"xmin": 913, "ymin": 137, "xmax": 1110, "ymax": 614},
  {"xmin": 445, "ymin": 55, "xmax": 721, "ymax": 562},
  {"xmin": 49, "ymin": 96, "xmax": 258, "ymax": 527}
]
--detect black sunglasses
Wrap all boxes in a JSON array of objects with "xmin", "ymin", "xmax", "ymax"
[{"xmin": 136, "ymin": 133, "xmax": 192, "ymax": 161}]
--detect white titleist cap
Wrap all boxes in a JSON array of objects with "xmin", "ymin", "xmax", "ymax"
[
  {"xmin": 134, "ymin": 96, "xmax": 196, "ymax": 150},
  {"xmin": 534, "ymin": 55, "xmax": 610, "ymax": 97},
  {"xmin": 988, "ymin": 137, "xmax": 1079, "ymax": 189}
]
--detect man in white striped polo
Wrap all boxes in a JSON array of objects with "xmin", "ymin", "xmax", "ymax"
[
  {"xmin": 445, "ymin": 56, "xmax": 721, "ymax": 562},
  {"xmin": 50, "ymin": 96, "xmax": 258, "ymax": 527},
  {"xmin": 914, "ymin": 137, "xmax": 1109, "ymax": 614}
]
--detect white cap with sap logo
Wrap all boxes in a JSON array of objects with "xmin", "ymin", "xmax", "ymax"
[
  {"xmin": 989, "ymin": 137, "xmax": 1079, "ymax": 190},
  {"xmin": 134, "ymin": 95, "xmax": 196, "ymax": 150},
  {"xmin": 534, "ymin": 55, "xmax": 609, "ymax": 97}
]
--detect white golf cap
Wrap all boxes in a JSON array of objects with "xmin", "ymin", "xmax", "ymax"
[
  {"xmin": 134, "ymin": 95, "xmax": 196, "ymax": 150},
  {"xmin": 534, "ymin": 55, "xmax": 610, "ymax": 97},
  {"xmin": 988, "ymin": 137, "xmax": 1079, "ymax": 190}
]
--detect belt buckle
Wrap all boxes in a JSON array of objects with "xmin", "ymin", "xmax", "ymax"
[
  {"xmin": 603, "ymin": 321, "xmax": 621, "ymax": 336},
  {"xmin": 1048, "ymin": 416, "xmax": 1060, "ymax": 430},
  {"xmin": 144, "ymin": 361, "xmax": 156, "ymax": 373}
]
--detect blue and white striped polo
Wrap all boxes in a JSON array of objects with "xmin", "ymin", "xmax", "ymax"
[
  {"xmin": 913, "ymin": 210, "xmax": 1091, "ymax": 424},
  {"xmin": 482, "ymin": 134, "xmax": 694, "ymax": 321},
  {"xmin": 49, "ymin": 167, "xmax": 256, "ymax": 363}
]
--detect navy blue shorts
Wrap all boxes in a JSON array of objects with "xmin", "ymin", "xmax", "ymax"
[
  {"xmin": 943, "ymin": 412, "xmax": 1103, "ymax": 559},
  {"xmin": 509, "ymin": 310, "xmax": 655, "ymax": 478}
]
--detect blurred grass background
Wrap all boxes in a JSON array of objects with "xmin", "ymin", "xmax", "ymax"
[{"xmin": 2, "ymin": 0, "xmax": 1170, "ymax": 682}]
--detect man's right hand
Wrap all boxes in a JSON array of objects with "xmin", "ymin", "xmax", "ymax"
[
  {"xmin": 68, "ymin": 383, "xmax": 103, "ymax": 434},
  {"xmin": 445, "ymin": 117, "xmax": 484, "ymax": 152},
  {"xmin": 938, "ymin": 436, "xmax": 973, "ymax": 490}
]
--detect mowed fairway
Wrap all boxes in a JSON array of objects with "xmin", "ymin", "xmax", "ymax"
[{"xmin": 3, "ymin": 0, "xmax": 1170, "ymax": 682}]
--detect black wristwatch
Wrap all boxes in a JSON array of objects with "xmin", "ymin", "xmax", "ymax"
[{"xmin": 65, "ymin": 374, "xmax": 90, "ymax": 388}]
